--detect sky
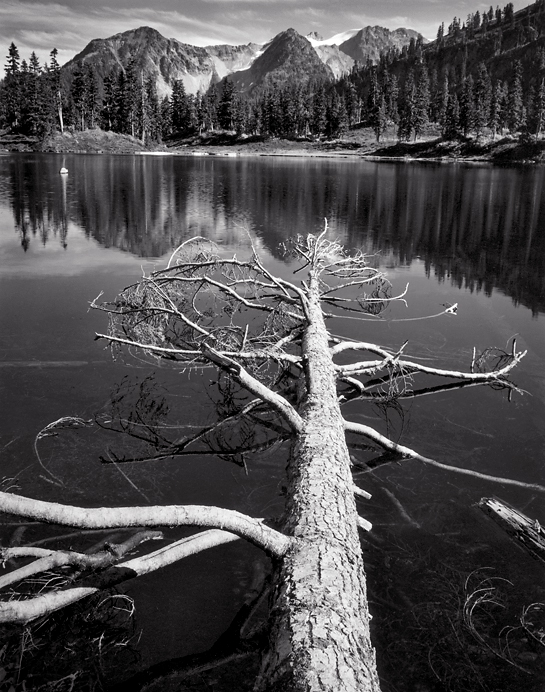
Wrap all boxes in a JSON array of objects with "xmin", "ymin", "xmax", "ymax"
[{"xmin": 0, "ymin": 0, "xmax": 532, "ymax": 66}]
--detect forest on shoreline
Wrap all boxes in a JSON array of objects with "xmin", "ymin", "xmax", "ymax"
[{"xmin": 2, "ymin": 0, "xmax": 545, "ymax": 162}]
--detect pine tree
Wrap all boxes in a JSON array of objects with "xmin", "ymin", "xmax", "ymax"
[
  {"xmin": 490, "ymin": 80, "xmax": 507, "ymax": 138},
  {"xmin": 508, "ymin": 60, "xmax": 525, "ymax": 133},
  {"xmin": 311, "ymin": 86, "xmax": 328, "ymax": 138},
  {"xmin": 70, "ymin": 64, "xmax": 88, "ymax": 130},
  {"xmin": 474, "ymin": 63, "xmax": 492, "ymax": 136},
  {"xmin": 160, "ymin": 96, "xmax": 172, "ymax": 138},
  {"xmin": 533, "ymin": 78, "xmax": 545, "ymax": 139},
  {"xmin": 4, "ymin": 43, "xmax": 22, "ymax": 130},
  {"xmin": 344, "ymin": 80, "xmax": 361, "ymax": 127},
  {"xmin": 367, "ymin": 69, "xmax": 386, "ymax": 140},
  {"xmin": 413, "ymin": 64, "xmax": 430, "ymax": 139},
  {"xmin": 25, "ymin": 52, "xmax": 43, "ymax": 136},
  {"xmin": 101, "ymin": 73, "xmax": 117, "ymax": 131},
  {"xmin": 48, "ymin": 48, "xmax": 64, "ymax": 133},
  {"xmin": 435, "ymin": 74, "xmax": 450, "ymax": 130},
  {"xmin": 171, "ymin": 80, "xmax": 191, "ymax": 133},
  {"xmin": 384, "ymin": 73, "xmax": 399, "ymax": 124},
  {"xmin": 397, "ymin": 70, "xmax": 416, "ymax": 141},
  {"xmin": 326, "ymin": 89, "xmax": 348, "ymax": 138},
  {"xmin": 443, "ymin": 93, "xmax": 461, "ymax": 138},
  {"xmin": 459, "ymin": 74, "xmax": 475, "ymax": 136},
  {"xmin": 218, "ymin": 79, "xmax": 236, "ymax": 131}
]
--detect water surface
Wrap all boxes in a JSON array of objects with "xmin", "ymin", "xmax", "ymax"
[{"xmin": 1, "ymin": 153, "xmax": 544, "ymax": 691}]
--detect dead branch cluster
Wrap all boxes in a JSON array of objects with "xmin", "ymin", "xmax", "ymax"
[{"xmin": 0, "ymin": 230, "xmax": 532, "ymax": 636}]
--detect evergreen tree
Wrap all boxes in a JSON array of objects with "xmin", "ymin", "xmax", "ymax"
[
  {"xmin": 171, "ymin": 79, "xmax": 191, "ymax": 133},
  {"xmin": 70, "ymin": 64, "xmax": 88, "ymax": 130},
  {"xmin": 160, "ymin": 95, "xmax": 172, "ymax": 138},
  {"xmin": 344, "ymin": 80, "xmax": 361, "ymax": 127},
  {"xmin": 4, "ymin": 42, "xmax": 22, "ymax": 130},
  {"xmin": 311, "ymin": 86, "xmax": 328, "ymax": 137},
  {"xmin": 435, "ymin": 74, "xmax": 450, "ymax": 130},
  {"xmin": 114, "ymin": 60, "xmax": 139, "ymax": 136},
  {"xmin": 218, "ymin": 79, "xmax": 236, "ymax": 130},
  {"xmin": 459, "ymin": 74, "xmax": 475, "ymax": 136},
  {"xmin": 372, "ymin": 94, "xmax": 388, "ymax": 141},
  {"xmin": 443, "ymin": 92, "xmax": 461, "ymax": 138},
  {"xmin": 384, "ymin": 73, "xmax": 399, "ymax": 124},
  {"xmin": 474, "ymin": 63, "xmax": 492, "ymax": 135},
  {"xmin": 367, "ymin": 69, "xmax": 386, "ymax": 139},
  {"xmin": 101, "ymin": 73, "xmax": 117, "ymax": 131},
  {"xmin": 197, "ymin": 86, "xmax": 218, "ymax": 133},
  {"xmin": 413, "ymin": 64, "xmax": 430, "ymax": 139},
  {"xmin": 508, "ymin": 60, "xmax": 525, "ymax": 132},
  {"xmin": 531, "ymin": 78, "xmax": 545, "ymax": 138},
  {"xmin": 490, "ymin": 80, "xmax": 508, "ymax": 137},
  {"xmin": 397, "ymin": 70, "xmax": 416, "ymax": 141},
  {"xmin": 24, "ymin": 52, "xmax": 43, "ymax": 136},
  {"xmin": 503, "ymin": 2, "xmax": 514, "ymax": 25},
  {"xmin": 47, "ymin": 48, "xmax": 64, "ymax": 133},
  {"xmin": 326, "ymin": 89, "xmax": 348, "ymax": 138}
]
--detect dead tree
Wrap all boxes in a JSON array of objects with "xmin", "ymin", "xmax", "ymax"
[{"xmin": 0, "ymin": 231, "xmax": 527, "ymax": 692}]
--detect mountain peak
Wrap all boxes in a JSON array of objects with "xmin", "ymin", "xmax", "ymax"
[{"xmin": 226, "ymin": 27, "xmax": 333, "ymax": 94}]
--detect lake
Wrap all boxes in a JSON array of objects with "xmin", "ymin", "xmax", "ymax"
[{"xmin": 1, "ymin": 152, "xmax": 544, "ymax": 691}]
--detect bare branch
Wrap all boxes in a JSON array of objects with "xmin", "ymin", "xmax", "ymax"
[
  {"xmin": 0, "ymin": 491, "xmax": 292, "ymax": 557},
  {"xmin": 338, "ymin": 347, "xmax": 526, "ymax": 381},
  {"xmin": 0, "ymin": 531, "xmax": 162, "ymax": 590},
  {"xmin": 0, "ymin": 529, "xmax": 242, "ymax": 624},
  {"xmin": 202, "ymin": 346, "xmax": 303, "ymax": 432},
  {"xmin": 345, "ymin": 420, "xmax": 545, "ymax": 494}
]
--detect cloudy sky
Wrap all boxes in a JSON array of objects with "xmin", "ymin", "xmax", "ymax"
[{"xmin": 1, "ymin": 0, "xmax": 530, "ymax": 66}]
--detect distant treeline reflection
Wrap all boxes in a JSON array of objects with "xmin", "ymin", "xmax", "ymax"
[{"xmin": 6, "ymin": 154, "xmax": 545, "ymax": 314}]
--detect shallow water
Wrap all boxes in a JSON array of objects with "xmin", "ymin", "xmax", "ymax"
[{"xmin": 0, "ymin": 153, "xmax": 544, "ymax": 690}]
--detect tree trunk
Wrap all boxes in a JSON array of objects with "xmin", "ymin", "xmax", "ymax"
[{"xmin": 256, "ymin": 274, "xmax": 380, "ymax": 692}]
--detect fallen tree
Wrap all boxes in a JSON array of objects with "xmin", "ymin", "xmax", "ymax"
[{"xmin": 0, "ymin": 231, "xmax": 528, "ymax": 691}]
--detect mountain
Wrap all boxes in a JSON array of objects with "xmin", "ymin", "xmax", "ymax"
[
  {"xmin": 62, "ymin": 24, "xmax": 424, "ymax": 98},
  {"xmin": 64, "ymin": 26, "xmax": 263, "ymax": 96},
  {"xmin": 227, "ymin": 28, "xmax": 334, "ymax": 94},
  {"xmin": 339, "ymin": 26, "xmax": 425, "ymax": 63}
]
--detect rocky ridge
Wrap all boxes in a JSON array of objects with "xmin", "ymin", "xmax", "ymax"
[{"xmin": 62, "ymin": 24, "xmax": 423, "ymax": 97}]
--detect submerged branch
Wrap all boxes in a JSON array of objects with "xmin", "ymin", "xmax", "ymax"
[
  {"xmin": 345, "ymin": 420, "xmax": 545, "ymax": 494},
  {"xmin": 0, "ymin": 530, "xmax": 162, "ymax": 590},
  {"xmin": 0, "ymin": 529, "xmax": 242, "ymax": 624},
  {"xmin": 0, "ymin": 492, "xmax": 292, "ymax": 557}
]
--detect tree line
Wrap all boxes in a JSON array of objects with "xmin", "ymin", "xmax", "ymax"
[{"xmin": 2, "ymin": 0, "xmax": 545, "ymax": 145}]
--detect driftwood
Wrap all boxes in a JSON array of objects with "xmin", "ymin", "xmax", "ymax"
[{"xmin": 479, "ymin": 497, "xmax": 545, "ymax": 563}]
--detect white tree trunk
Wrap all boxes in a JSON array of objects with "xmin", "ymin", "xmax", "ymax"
[{"xmin": 256, "ymin": 275, "xmax": 380, "ymax": 692}]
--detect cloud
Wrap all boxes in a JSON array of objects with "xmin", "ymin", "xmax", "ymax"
[
  {"xmin": 0, "ymin": 0, "xmax": 532, "ymax": 66},
  {"xmin": 0, "ymin": 1, "xmax": 268, "ymax": 64}
]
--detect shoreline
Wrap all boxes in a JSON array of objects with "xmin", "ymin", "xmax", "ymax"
[{"xmin": 1, "ymin": 128, "xmax": 544, "ymax": 165}]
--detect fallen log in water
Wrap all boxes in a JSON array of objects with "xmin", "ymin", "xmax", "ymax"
[{"xmin": 479, "ymin": 497, "xmax": 545, "ymax": 563}]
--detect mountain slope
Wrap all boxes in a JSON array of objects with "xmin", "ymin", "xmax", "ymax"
[
  {"xmin": 61, "ymin": 23, "xmax": 425, "ymax": 100},
  {"xmin": 339, "ymin": 26, "xmax": 424, "ymax": 63},
  {"xmin": 228, "ymin": 28, "xmax": 334, "ymax": 94},
  {"xmin": 64, "ymin": 26, "xmax": 262, "ymax": 96}
]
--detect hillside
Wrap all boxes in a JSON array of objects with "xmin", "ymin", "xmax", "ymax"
[
  {"xmin": 60, "ymin": 24, "xmax": 422, "ymax": 98},
  {"xmin": 227, "ymin": 29, "xmax": 334, "ymax": 94}
]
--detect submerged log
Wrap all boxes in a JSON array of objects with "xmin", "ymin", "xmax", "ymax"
[{"xmin": 479, "ymin": 497, "xmax": 545, "ymax": 563}]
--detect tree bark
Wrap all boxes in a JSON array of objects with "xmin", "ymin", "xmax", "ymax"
[{"xmin": 256, "ymin": 273, "xmax": 380, "ymax": 692}]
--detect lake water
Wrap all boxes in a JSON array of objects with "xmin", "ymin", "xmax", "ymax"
[{"xmin": 1, "ymin": 152, "xmax": 544, "ymax": 691}]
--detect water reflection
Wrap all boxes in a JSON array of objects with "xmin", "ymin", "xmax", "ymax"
[
  {"xmin": 2, "ymin": 155, "xmax": 545, "ymax": 314},
  {"xmin": 1, "ymin": 153, "xmax": 545, "ymax": 692}
]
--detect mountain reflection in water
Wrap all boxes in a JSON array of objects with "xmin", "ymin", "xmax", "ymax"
[{"xmin": 4, "ymin": 154, "xmax": 545, "ymax": 315}]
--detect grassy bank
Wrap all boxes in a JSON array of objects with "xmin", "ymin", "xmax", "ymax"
[{"xmin": 2, "ymin": 126, "xmax": 545, "ymax": 163}]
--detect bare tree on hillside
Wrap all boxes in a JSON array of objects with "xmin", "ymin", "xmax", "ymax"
[{"xmin": 0, "ymin": 230, "xmax": 528, "ymax": 692}]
